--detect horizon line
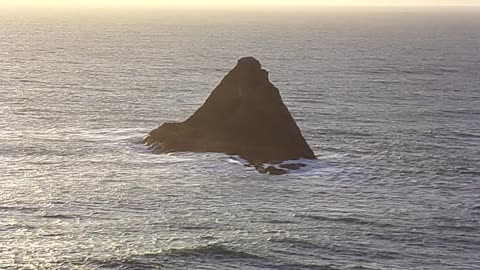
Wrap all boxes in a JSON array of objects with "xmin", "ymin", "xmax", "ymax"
[
  {"xmin": 2, "ymin": 5, "xmax": 480, "ymax": 9},
  {"xmin": 2, "ymin": 4, "xmax": 480, "ymax": 7}
]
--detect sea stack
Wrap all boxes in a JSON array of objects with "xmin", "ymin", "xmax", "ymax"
[{"xmin": 144, "ymin": 57, "xmax": 316, "ymax": 174}]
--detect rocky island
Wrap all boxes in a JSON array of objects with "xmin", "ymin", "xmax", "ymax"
[{"xmin": 144, "ymin": 57, "xmax": 316, "ymax": 174}]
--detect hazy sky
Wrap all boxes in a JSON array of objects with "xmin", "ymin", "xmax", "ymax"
[{"xmin": 1, "ymin": 0, "xmax": 480, "ymax": 6}]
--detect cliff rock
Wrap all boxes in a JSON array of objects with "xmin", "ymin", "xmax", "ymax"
[{"xmin": 144, "ymin": 57, "xmax": 316, "ymax": 174}]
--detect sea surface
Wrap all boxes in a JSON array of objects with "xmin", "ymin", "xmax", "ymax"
[{"xmin": 1, "ymin": 7, "xmax": 479, "ymax": 270}]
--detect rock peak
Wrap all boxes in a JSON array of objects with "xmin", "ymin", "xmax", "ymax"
[
  {"xmin": 236, "ymin": 57, "xmax": 262, "ymax": 70},
  {"xmin": 230, "ymin": 57, "xmax": 268, "ymax": 83}
]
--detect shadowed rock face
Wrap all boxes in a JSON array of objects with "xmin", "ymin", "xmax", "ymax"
[{"xmin": 144, "ymin": 57, "xmax": 316, "ymax": 174}]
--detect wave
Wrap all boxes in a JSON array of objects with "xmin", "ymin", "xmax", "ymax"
[
  {"xmin": 294, "ymin": 213, "xmax": 394, "ymax": 228},
  {"xmin": 164, "ymin": 243, "xmax": 262, "ymax": 259},
  {"xmin": 92, "ymin": 243, "xmax": 339, "ymax": 270},
  {"xmin": 269, "ymin": 237, "xmax": 321, "ymax": 249},
  {"xmin": 40, "ymin": 214, "xmax": 79, "ymax": 220},
  {"xmin": 91, "ymin": 243, "xmax": 261, "ymax": 269},
  {"xmin": 363, "ymin": 65, "xmax": 460, "ymax": 76},
  {"xmin": 0, "ymin": 205, "xmax": 40, "ymax": 212},
  {"xmin": 452, "ymin": 131, "xmax": 480, "ymax": 139}
]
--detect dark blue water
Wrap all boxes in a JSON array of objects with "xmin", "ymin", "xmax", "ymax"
[{"xmin": 1, "ymin": 7, "xmax": 479, "ymax": 270}]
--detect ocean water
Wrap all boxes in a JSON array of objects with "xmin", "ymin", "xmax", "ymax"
[{"xmin": 1, "ymin": 7, "xmax": 479, "ymax": 270}]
